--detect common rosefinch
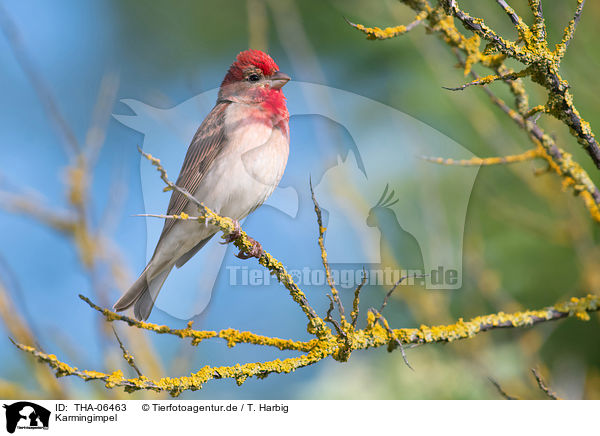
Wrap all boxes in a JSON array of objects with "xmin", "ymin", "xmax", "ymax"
[{"xmin": 114, "ymin": 50, "xmax": 290, "ymax": 320}]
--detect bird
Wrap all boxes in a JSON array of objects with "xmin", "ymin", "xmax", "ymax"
[{"xmin": 114, "ymin": 50, "xmax": 291, "ymax": 320}]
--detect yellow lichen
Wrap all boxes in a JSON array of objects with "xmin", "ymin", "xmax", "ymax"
[
  {"xmin": 12, "ymin": 294, "xmax": 600, "ymax": 396},
  {"xmin": 15, "ymin": 4, "xmax": 600, "ymax": 393}
]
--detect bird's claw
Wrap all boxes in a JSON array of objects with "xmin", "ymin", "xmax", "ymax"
[
  {"xmin": 236, "ymin": 238, "xmax": 263, "ymax": 260},
  {"xmin": 221, "ymin": 220, "xmax": 263, "ymax": 259},
  {"xmin": 221, "ymin": 219, "xmax": 242, "ymax": 244}
]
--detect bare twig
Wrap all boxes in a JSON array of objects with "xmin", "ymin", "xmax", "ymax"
[
  {"xmin": 489, "ymin": 377, "xmax": 519, "ymax": 400},
  {"xmin": 112, "ymin": 327, "xmax": 143, "ymax": 377},
  {"xmin": 84, "ymin": 72, "xmax": 120, "ymax": 166},
  {"xmin": 531, "ymin": 368, "xmax": 562, "ymax": 400},
  {"xmin": 371, "ymin": 308, "xmax": 414, "ymax": 371},
  {"xmin": 378, "ymin": 276, "xmax": 408, "ymax": 315}
]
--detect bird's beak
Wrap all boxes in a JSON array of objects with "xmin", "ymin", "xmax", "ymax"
[{"xmin": 270, "ymin": 71, "xmax": 290, "ymax": 89}]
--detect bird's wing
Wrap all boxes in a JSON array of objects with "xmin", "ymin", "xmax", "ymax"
[{"xmin": 155, "ymin": 102, "xmax": 229, "ymax": 249}]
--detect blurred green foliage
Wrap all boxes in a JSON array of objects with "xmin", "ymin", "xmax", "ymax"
[{"xmin": 3, "ymin": 0, "xmax": 600, "ymax": 399}]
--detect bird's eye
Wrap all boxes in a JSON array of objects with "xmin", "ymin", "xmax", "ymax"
[{"xmin": 247, "ymin": 73, "xmax": 260, "ymax": 82}]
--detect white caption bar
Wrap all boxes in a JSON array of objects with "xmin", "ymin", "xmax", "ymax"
[{"xmin": 0, "ymin": 399, "xmax": 596, "ymax": 435}]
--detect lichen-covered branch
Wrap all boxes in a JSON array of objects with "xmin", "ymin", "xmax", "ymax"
[
  {"xmin": 495, "ymin": 0, "xmax": 528, "ymax": 37},
  {"xmin": 310, "ymin": 178, "xmax": 345, "ymax": 320},
  {"xmin": 138, "ymin": 149, "xmax": 329, "ymax": 336},
  {"xmin": 443, "ymin": 67, "xmax": 532, "ymax": 91},
  {"xmin": 12, "ymin": 141, "xmax": 600, "ymax": 396},
  {"xmin": 9, "ymin": 0, "xmax": 600, "ymax": 396},
  {"xmin": 350, "ymin": 270, "xmax": 366, "ymax": 329},
  {"xmin": 458, "ymin": 54, "xmax": 600, "ymax": 222},
  {"xmin": 349, "ymin": 0, "xmax": 600, "ymax": 222},
  {"xmin": 80, "ymin": 294, "xmax": 317, "ymax": 352},
  {"xmin": 11, "ymin": 338, "xmax": 329, "ymax": 396},
  {"xmin": 557, "ymin": 0, "xmax": 585, "ymax": 55},
  {"xmin": 13, "ymin": 294, "xmax": 600, "ymax": 396},
  {"xmin": 0, "ymin": 281, "xmax": 66, "ymax": 398},
  {"xmin": 345, "ymin": 11, "xmax": 426, "ymax": 40},
  {"xmin": 441, "ymin": 0, "xmax": 600, "ymax": 168},
  {"xmin": 421, "ymin": 149, "xmax": 540, "ymax": 167}
]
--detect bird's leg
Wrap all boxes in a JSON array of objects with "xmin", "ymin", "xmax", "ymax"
[
  {"xmin": 236, "ymin": 238, "xmax": 263, "ymax": 260},
  {"xmin": 221, "ymin": 219, "xmax": 242, "ymax": 244},
  {"xmin": 220, "ymin": 219, "xmax": 263, "ymax": 259}
]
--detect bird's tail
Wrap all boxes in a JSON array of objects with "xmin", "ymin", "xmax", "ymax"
[{"xmin": 113, "ymin": 265, "xmax": 173, "ymax": 321}]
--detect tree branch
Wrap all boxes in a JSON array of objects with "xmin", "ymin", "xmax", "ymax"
[{"xmin": 14, "ymin": 293, "xmax": 600, "ymax": 396}]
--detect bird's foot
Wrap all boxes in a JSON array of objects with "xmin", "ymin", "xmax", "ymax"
[
  {"xmin": 236, "ymin": 237, "xmax": 263, "ymax": 260},
  {"xmin": 220, "ymin": 219, "xmax": 242, "ymax": 244},
  {"xmin": 220, "ymin": 219, "xmax": 263, "ymax": 259}
]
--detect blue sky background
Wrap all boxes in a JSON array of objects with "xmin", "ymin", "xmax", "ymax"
[{"xmin": 2, "ymin": 0, "xmax": 600, "ymax": 399}]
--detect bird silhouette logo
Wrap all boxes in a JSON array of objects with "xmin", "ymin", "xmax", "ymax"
[
  {"xmin": 3, "ymin": 402, "xmax": 50, "ymax": 433},
  {"xmin": 114, "ymin": 81, "xmax": 480, "ymax": 319}
]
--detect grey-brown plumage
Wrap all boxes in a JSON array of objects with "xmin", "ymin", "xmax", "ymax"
[
  {"xmin": 113, "ymin": 50, "xmax": 290, "ymax": 320},
  {"xmin": 113, "ymin": 104, "xmax": 228, "ymax": 319}
]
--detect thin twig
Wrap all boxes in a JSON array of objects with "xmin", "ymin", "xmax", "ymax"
[
  {"xmin": 112, "ymin": 327, "xmax": 143, "ymax": 377},
  {"xmin": 371, "ymin": 308, "xmax": 414, "ymax": 371},
  {"xmin": 350, "ymin": 269, "xmax": 367, "ymax": 329},
  {"xmin": 371, "ymin": 276, "xmax": 415, "ymax": 370},
  {"xmin": 442, "ymin": 0, "xmax": 522, "ymax": 61},
  {"xmin": 310, "ymin": 177, "xmax": 345, "ymax": 319},
  {"xmin": 345, "ymin": 11, "xmax": 427, "ymax": 40},
  {"xmin": 84, "ymin": 72, "xmax": 120, "ymax": 166},
  {"xmin": 495, "ymin": 0, "xmax": 530, "ymax": 39},
  {"xmin": 0, "ymin": 191, "xmax": 76, "ymax": 233},
  {"xmin": 531, "ymin": 368, "xmax": 562, "ymax": 400},
  {"xmin": 0, "ymin": 3, "xmax": 80, "ymax": 157},
  {"xmin": 378, "ymin": 276, "xmax": 408, "ymax": 315},
  {"xmin": 421, "ymin": 149, "xmax": 540, "ymax": 167},
  {"xmin": 324, "ymin": 295, "xmax": 345, "ymax": 338},
  {"xmin": 489, "ymin": 377, "xmax": 519, "ymax": 400},
  {"xmin": 443, "ymin": 68, "xmax": 531, "ymax": 91},
  {"xmin": 559, "ymin": 0, "xmax": 585, "ymax": 52}
]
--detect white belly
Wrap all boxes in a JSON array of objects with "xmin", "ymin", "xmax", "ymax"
[
  {"xmin": 191, "ymin": 103, "xmax": 289, "ymax": 219},
  {"xmin": 150, "ymin": 102, "xmax": 289, "ymax": 273}
]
